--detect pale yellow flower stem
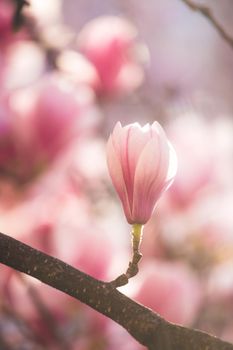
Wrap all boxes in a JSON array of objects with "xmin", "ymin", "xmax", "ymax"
[
  {"xmin": 110, "ymin": 224, "xmax": 143, "ymax": 288},
  {"xmin": 131, "ymin": 224, "xmax": 143, "ymax": 256}
]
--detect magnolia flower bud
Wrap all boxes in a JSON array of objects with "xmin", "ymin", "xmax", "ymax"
[{"xmin": 106, "ymin": 121, "xmax": 177, "ymax": 224}]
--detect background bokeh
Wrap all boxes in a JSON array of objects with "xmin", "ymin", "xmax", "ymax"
[{"xmin": 1, "ymin": 0, "xmax": 233, "ymax": 349}]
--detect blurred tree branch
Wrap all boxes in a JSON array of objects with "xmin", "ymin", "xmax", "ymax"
[
  {"xmin": 0, "ymin": 231, "xmax": 233, "ymax": 350},
  {"xmin": 180, "ymin": 0, "xmax": 233, "ymax": 49},
  {"xmin": 12, "ymin": 0, "xmax": 29, "ymax": 30},
  {"xmin": 18, "ymin": 274, "xmax": 71, "ymax": 350}
]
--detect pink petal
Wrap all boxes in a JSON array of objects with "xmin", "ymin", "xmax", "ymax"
[
  {"xmin": 132, "ymin": 137, "xmax": 169, "ymax": 223},
  {"xmin": 113, "ymin": 122, "xmax": 153, "ymax": 204},
  {"xmin": 166, "ymin": 142, "xmax": 178, "ymax": 183},
  {"xmin": 106, "ymin": 135, "xmax": 132, "ymax": 221},
  {"xmin": 127, "ymin": 123, "xmax": 153, "ymax": 180},
  {"xmin": 111, "ymin": 123, "xmax": 132, "ymax": 202}
]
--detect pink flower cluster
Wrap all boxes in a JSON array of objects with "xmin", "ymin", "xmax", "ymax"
[{"xmin": 0, "ymin": 77, "xmax": 88, "ymax": 184}]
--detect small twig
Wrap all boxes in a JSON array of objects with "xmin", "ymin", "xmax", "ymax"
[
  {"xmin": 110, "ymin": 224, "xmax": 143, "ymax": 288},
  {"xmin": 180, "ymin": 0, "xmax": 233, "ymax": 49}
]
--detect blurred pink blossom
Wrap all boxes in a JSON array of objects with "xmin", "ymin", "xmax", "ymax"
[
  {"xmin": 166, "ymin": 112, "xmax": 215, "ymax": 207},
  {"xmin": 192, "ymin": 192, "xmax": 233, "ymax": 256},
  {"xmin": 166, "ymin": 113, "xmax": 233, "ymax": 207},
  {"xmin": 55, "ymin": 225, "xmax": 114, "ymax": 281},
  {"xmin": 0, "ymin": 76, "xmax": 93, "ymax": 184},
  {"xmin": 207, "ymin": 261, "xmax": 233, "ymax": 304},
  {"xmin": 106, "ymin": 121, "xmax": 177, "ymax": 224},
  {"xmin": 3, "ymin": 274, "xmax": 80, "ymax": 350},
  {"xmin": 56, "ymin": 50, "xmax": 100, "ymax": 89},
  {"xmin": 105, "ymin": 321, "xmax": 144, "ymax": 350},
  {"xmin": 145, "ymin": 114, "xmax": 233, "ymax": 262},
  {"xmin": 4, "ymin": 41, "xmax": 46, "ymax": 89},
  {"xmin": 0, "ymin": 188, "xmax": 114, "ymax": 330},
  {"xmin": 0, "ymin": 0, "xmax": 14, "ymax": 46},
  {"xmin": 78, "ymin": 16, "xmax": 146, "ymax": 94},
  {"xmin": 133, "ymin": 261, "xmax": 202, "ymax": 325},
  {"xmin": 0, "ymin": 0, "xmax": 28, "ymax": 49}
]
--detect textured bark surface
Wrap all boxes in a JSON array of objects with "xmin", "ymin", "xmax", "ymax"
[{"xmin": 0, "ymin": 231, "xmax": 233, "ymax": 350}]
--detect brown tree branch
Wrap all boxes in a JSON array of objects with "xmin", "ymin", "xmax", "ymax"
[
  {"xmin": 0, "ymin": 231, "xmax": 233, "ymax": 349},
  {"xmin": 12, "ymin": 0, "xmax": 29, "ymax": 30},
  {"xmin": 180, "ymin": 0, "xmax": 233, "ymax": 49}
]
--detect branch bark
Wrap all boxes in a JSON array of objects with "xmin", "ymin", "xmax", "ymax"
[
  {"xmin": 180, "ymin": 0, "xmax": 233, "ymax": 49},
  {"xmin": 0, "ymin": 231, "xmax": 233, "ymax": 350},
  {"xmin": 12, "ymin": 0, "xmax": 29, "ymax": 30}
]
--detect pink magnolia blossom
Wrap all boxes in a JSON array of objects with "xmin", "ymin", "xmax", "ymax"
[
  {"xmin": 2, "ymin": 76, "xmax": 89, "ymax": 184},
  {"xmin": 77, "ymin": 16, "xmax": 145, "ymax": 94},
  {"xmin": 106, "ymin": 122, "xmax": 177, "ymax": 224}
]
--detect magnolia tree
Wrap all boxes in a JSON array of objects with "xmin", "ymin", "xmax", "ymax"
[{"xmin": 1, "ymin": 1, "xmax": 233, "ymax": 349}]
